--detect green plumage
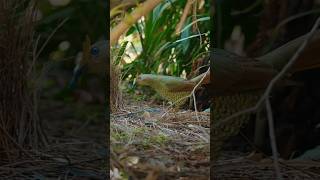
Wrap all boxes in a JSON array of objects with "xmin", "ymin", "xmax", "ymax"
[{"xmin": 136, "ymin": 74, "xmax": 194, "ymax": 107}]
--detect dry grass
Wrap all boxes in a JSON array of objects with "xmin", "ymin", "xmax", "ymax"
[
  {"xmin": 110, "ymin": 62, "xmax": 123, "ymax": 113},
  {"xmin": 0, "ymin": 0, "xmax": 47, "ymax": 160},
  {"xmin": 214, "ymin": 157, "xmax": 320, "ymax": 179},
  {"xmin": 0, "ymin": 1, "xmax": 107, "ymax": 179},
  {"xmin": 110, "ymin": 98, "xmax": 209, "ymax": 179}
]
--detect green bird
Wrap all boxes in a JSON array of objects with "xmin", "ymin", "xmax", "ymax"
[{"xmin": 136, "ymin": 72, "xmax": 209, "ymax": 107}]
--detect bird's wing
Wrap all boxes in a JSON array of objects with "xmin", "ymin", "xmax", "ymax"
[
  {"xmin": 153, "ymin": 75, "xmax": 196, "ymax": 92},
  {"xmin": 166, "ymin": 81, "xmax": 196, "ymax": 92}
]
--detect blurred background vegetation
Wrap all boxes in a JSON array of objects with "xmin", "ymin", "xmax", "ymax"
[
  {"xmin": 214, "ymin": 0, "xmax": 262, "ymax": 48},
  {"xmin": 35, "ymin": 0, "xmax": 107, "ymax": 102},
  {"xmin": 37, "ymin": 0, "xmax": 107, "ymax": 60},
  {"xmin": 38, "ymin": 0, "xmax": 211, "ymax": 101},
  {"xmin": 214, "ymin": 0, "xmax": 319, "ymax": 55},
  {"xmin": 33, "ymin": 0, "xmax": 108, "ymax": 129},
  {"xmin": 111, "ymin": 0, "xmax": 210, "ymax": 94}
]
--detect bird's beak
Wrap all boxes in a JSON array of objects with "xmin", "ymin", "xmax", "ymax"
[
  {"xmin": 136, "ymin": 75, "xmax": 149, "ymax": 86},
  {"xmin": 68, "ymin": 35, "xmax": 91, "ymax": 89},
  {"xmin": 136, "ymin": 74, "xmax": 144, "ymax": 85},
  {"xmin": 69, "ymin": 64, "xmax": 85, "ymax": 89},
  {"xmin": 136, "ymin": 76, "xmax": 141, "ymax": 84}
]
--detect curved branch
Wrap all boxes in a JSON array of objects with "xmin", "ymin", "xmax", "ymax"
[{"xmin": 110, "ymin": 0, "xmax": 164, "ymax": 46}]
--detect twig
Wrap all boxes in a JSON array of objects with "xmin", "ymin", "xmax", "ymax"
[
  {"xmin": 192, "ymin": 0, "xmax": 203, "ymax": 45},
  {"xmin": 273, "ymin": 9, "xmax": 320, "ymax": 38},
  {"xmin": 265, "ymin": 96, "xmax": 281, "ymax": 179},
  {"xmin": 27, "ymin": 35, "xmax": 41, "ymax": 76},
  {"xmin": 0, "ymin": 124, "xmax": 33, "ymax": 158},
  {"xmin": 263, "ymin": 17, "xmax": 320, "ymax": 180},
  {"xmin": 35, "ymin": 18, "xmax": 69, "ymax": 59},
  {"xmin": 110, "ymin": 0, "xmax": 164, "ymax": 46},
  {"xmin": 175, "ymin": 0, "xmax": 194, "ymax": 35},
  {"xmin": 191, "ymin": 67, "xmax": 210, "ymax": 120}
]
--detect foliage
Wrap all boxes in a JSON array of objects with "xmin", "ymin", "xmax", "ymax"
[
  {"xmin": 214, "ymin": 0, "xmax": 263, "ymax": 48},
  {"xmin": 33, "ymin": 0, "xmax": 108, "ymax": 102},
  {"xmin": 36, "ymin": 0, "xmax": 107, "ymax": 68},
  {"xmin": 113, "ymin": 0, "xmax": 210, "ymax": 84}
]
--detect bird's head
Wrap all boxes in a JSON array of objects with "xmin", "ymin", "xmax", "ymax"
[
  {"xmin": 69, "ymin": 36, "xmax": 108, "ymax": 88},
  {"xmin": 136, "ymin": 74, "xmax": 157, "ymax": 87}
]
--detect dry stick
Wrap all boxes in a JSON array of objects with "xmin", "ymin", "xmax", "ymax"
[
  {"xmin": 192, "ymin": 0, "xmax": 203, "ymax": 45},
  {"xmin": 265, "ymin": 95, "xmax": 281, "ymax": 179},
  {"xmin": 35, "ymin": 18, "xmax": 69, "ymax": 60},
  {"xmin": 111, "ymin": 0, "xmax": 145, "ymax": 10},
  {"xmin": 110, "ymin": 2, "xmax": 135, "ymax": 18},
  {"xmin": 215, "ymin": 17, "xmax": 320, "ymax": 179},
  {"xmin": 175, "ymin": 0, "xmax": 194, "ymax": 35},
  {"xmin": 192, "ymin": 67, "xmax": 210, "ymax": 119},
  {"xmin": 0, "ymin": 124, "xmax": 33, "ymax": 158},
  {"xmin": 28, "ymin": 18, "xmax": 69, "ymax": 147},
  {"xmin": 192, "ymin": 0, "xmax": 197, "ymax": 33},
  {"xmin": 110, "ymin": 0, "xmax": 164, "ymax": 46},
  {"xmin": 27, "ymin": 35, "xmax": 41, "ymax": 76}
]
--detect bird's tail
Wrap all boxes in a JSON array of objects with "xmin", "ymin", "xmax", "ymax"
[{"xmin": 258, "ymin": 30, "xmax": 320, "ymax": 73}]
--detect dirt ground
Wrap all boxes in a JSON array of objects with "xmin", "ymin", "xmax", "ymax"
[
  {"xmin": 37, "ymin": 98, "xmax": 107, "ymax": 179},
  {"xmin": 110, "ymin": 95, "xmax": 210, "ymax": 179}
]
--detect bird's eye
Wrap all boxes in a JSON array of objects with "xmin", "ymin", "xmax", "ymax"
[{"xmin": 90, "ymin": 47, "xmax": 99, "ymax": 56}]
